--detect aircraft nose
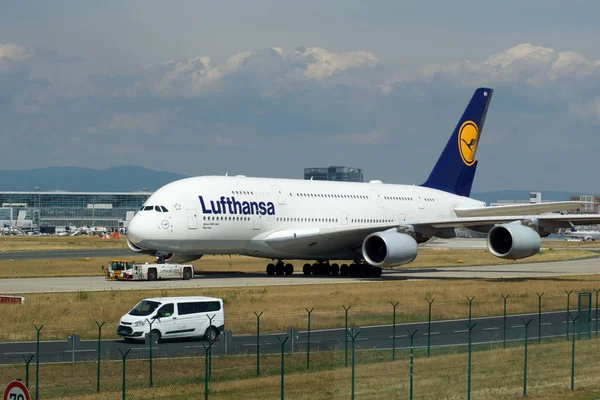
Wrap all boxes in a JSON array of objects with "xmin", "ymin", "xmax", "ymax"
[{"xmin": 126, "ymin": 215, "xmax": 144, "ymax": 247}]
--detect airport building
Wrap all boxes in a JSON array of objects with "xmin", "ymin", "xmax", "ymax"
[
  {"xmin": 0, "ymin": 190, "xmax": 152, "ymax": 233},
  {"xmin": 304, "ymin": 166, "xmax": 363, "ymax": 182}
]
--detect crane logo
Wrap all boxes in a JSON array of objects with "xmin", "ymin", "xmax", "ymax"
[{"xmin": 458, "ymin": 120, "xmax": 479, "ymax": 166}]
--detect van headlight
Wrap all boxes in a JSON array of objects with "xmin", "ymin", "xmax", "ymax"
[{"xmin": 132, "ymin": 320, "xmax": 146, "ymax": 327}]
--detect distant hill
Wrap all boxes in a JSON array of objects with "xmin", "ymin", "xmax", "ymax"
[{"xmin": 0, "ymin": 166, "xmax": 188, "ymax": 192}]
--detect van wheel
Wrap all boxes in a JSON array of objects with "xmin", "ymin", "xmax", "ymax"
[
  {"xmin": 148, "ymin": 268, "xmax": 157, "ymax": 281},
  {"xmin": 151, "ymin": 330, "xmax": 161, "ymax": 344},
  {"xmin": 205, "ymin": 326, "xmax": 218, "ymax": 341},
  {"xmin": 182, "ymin": 267, "xmax": 192, "ymax": 280}
]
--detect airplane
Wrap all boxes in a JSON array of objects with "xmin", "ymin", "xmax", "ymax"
[
  {"xmin": 565, "ymin": 223, "xmax": 600, "ymax": 241},
  {"xmin": 126, "ymin": 87, "xmax": 600, "ymax": 278}
]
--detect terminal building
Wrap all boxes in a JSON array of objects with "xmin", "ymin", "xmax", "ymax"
[
  {"xmin": 0, "ymin": 190, "xmax": 152, "ymax": 233},
  {"xmin": 304, "ymin": 166, "xmax": 363, "ymax": 182}
]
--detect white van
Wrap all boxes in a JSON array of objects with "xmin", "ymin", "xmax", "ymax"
[{"xmin": 117, "ymin": 296, "xmax": 224, "ymax": 342}]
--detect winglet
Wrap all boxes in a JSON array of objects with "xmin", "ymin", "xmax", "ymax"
[{"xmin": 421, "ymin": 88, "xmax": 493, "ymax": 197}]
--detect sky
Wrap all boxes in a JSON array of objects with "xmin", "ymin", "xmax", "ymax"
[{"xmin": 1, "ymin": 0, "xmax": 600, "ymax": 192}]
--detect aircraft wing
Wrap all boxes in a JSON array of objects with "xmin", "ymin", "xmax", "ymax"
[
  {"xmin": 454, "ymin": 201, "xmax": 590, "ymax": 217},
  {"xmin": 410, "ymin": 213, "xmax": 600, "ymax": 229},
  {"xmin": 261, "ymin": 213, "xmax": 600, "ymax": 255}
]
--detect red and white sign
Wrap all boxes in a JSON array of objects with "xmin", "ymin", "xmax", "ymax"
[
  {"xmin": 0, "ymin": 297, "xmax": 25, "ymax": 305},
  {"xmin": 3, "ymin": 380, "xmax": 30, "ymax": 400}
]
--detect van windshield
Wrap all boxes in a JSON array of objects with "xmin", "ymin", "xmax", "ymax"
[{"xmin": 129, "ymin": 300, "xmax": 161, "ymax": 316}]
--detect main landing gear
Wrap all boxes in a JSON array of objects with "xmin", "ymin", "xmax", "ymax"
[
  {"xmin": 266, "ymin": 260, "xmax": 294, "ymax": 276},
  {"xmin": 265, "ymin": 260, "xmax": 382, "ymax": 278}
]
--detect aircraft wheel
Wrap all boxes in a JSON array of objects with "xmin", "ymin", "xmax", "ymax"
[
  {"xmin": 330, "ymin": 263, "xmax": 340, "ymax": 276},
  {"xmin": 349, "ymin": 264, "xmax": 357, "ymax": 276},
  {"xmin": 312, "ymin": 263, "xmax": 320, "ymax": 275},
  {"xmin": 374, "ymin": 267, "xmax": 382, "ymax": 277},
  {"xmin": 340, "ymin": 264, "xmax": 349, "ymax": 276},
  {"xmin": 284, "ymin": 263, "xmax": 294, "ymax": 275},
  {"xmin": 356, "ymin": 264, "xmax": 365, "ymax": 277},
  {"xmin": 303, "ymin": 263, "xmax": 312, "ymax": 275},
  {"xmin": 266, "ymin": 263, "xmax": 276, "ymax": 275},
  {"xmin": 275, "ymin": 263, "xmax": 285, "ymax": 275}
]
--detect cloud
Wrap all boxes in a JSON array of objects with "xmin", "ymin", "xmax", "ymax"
[
  {"xmin": 0, "ymin": 43, "xmax": 31, "ymax": 61},
  {"xmin": 140, "ymin": 46, "xmax": 379, "ymax": 99},
  {"xmin": 416, "ymin": 43, "xmax": 600, "ymax": 89},
  {"xmin": 3, "ymin": 41, "xmax": 600, "ymax": 192}
]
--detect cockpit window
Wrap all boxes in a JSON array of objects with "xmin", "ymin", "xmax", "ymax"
[
  {"xmin": 144, "ymin": 206, "xmax": 153, "ymax": 211},
  {"xmin": 155, "ymin": 206, "xmax": 161, "ymax": 212},
  {"xmin": 139, "ymin": 207, "xmax": 144, "ymax": 211},
  {"xmin": 160, "ymin": 206, "xmax": 168, "ymax": 212}
]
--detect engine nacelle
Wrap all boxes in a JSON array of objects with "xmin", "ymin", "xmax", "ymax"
[
  {"xmin": 362, "ymin": 230, "xmax": 418, "ymax": 267},
  {"xmin": 487, "ymin": 224, "xmax": 541, "ymax": 259}
]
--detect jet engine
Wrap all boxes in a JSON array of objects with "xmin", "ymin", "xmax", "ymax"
[
  {"xmin": 487, "ymin": 224, "xmax": 541, "ymax": 259},
  {"xmin": 362, "ymin": 230, "xmax": 418, "ymax": 267}
]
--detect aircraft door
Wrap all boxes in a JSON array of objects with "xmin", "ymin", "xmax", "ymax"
[
  {"xmin": 253, "ymin": 215, "xmax": 262, "ymax": 230},
  {"xmin": 186, "ymin": 209, "xmax": 198, "ymax": 229},
  {"xmin": 370, "ymin": 189, "xmax": 383, "ymax": 208},
  {"xmin": 412, "ymin": 191, "xmax": 425, "ymax": 210},
  {"xmin": 341, "ymin": 212, "xmax": 348, "ymax": 225},
  {"xmin": 271, "ymin": 186, "xmax": 286, "ymax": 205}
]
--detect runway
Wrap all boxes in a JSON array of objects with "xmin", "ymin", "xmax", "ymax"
[
  {"xmin": 0, "ymin": 310, "xmax": 593, "ymax": 365},
  {"xmin": 2, "ymin": 257, "xmax": 599, "ymax": 294}
]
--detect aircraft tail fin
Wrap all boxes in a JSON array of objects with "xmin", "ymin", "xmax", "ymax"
[{"xmin": 421, "ymin": 88, "xmax": 493, "ymax": 197}]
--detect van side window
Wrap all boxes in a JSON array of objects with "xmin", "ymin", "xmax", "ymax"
[
  {"xmin": 178, "ymin": 301, "xmax": 221, "ymax": 315},
  {"xmin": 156, "ymin": 303, "xmax": 174, "ymax": 318}
]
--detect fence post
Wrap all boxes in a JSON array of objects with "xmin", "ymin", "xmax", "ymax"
[
  {"xmin": 201, "ymin": 341, "xmax": 213, "ymax": 400},
  {"xmin": 118, "ymin": 348, "xmax": 131, "ymax": 400},
  {"xmin": 466, "ymin": 322, "xmax": 476, "ymax": 400},
  {"xmin": 277, "ymin": 336, "xmax": 289, "ymax": 400},
  {"xmin": 95, "ymin": 321, "xmax": 105, "ymax": 393},
  {"xmin": 34, "ymin": 323, "xmax": 43, "ymax": 400},
  {"xmin": 306, "ymin": 308, "xmax": 314, "ymax": 369},
  {"xmin": 22, "ymin": 355, "xmax": 34, "ymax": 388},
  {"xmin": 426, "ymin": 296, "xmax": 434, "ymax": 357},
  {"xmin": 390, "ymin": 301, "xmax": 399, "ymax": 361},
  {"xmin": 254, "ymin": 311, "xmax": 263, "ymax": 376},
  {"xmin": 407, "ymin": 329, "xmax": 418, "ymax": 400},
  {"xmin": 146, "ymin": 318, "xmax": 154, "ymax": 387},
  {"xmin": 536, "ymin": 292, "xmax": 544, "ymax": 343},
  {"xmin": 521, "ymin": 318, "xmax": 532, "ymax": 397},
  {"xmin": 565, "ymin": 290, "xmax": 572, "ymax": 340},
  {"xmin": 501, "ymin": 294, "xmax": 509, "ymax": 349},
  {"xmin": 466, "ymin": 297, "xmax": 475, "ymax": 325},
  {"xmin": 349, "ymin": 328, "xmax": 360, "ymax": 400},
  {"xmin": 343, "ymin": 305, "xmax": 351, "ymax": 368},
  {"xmin": 206, "ymin": 314, "xmax": 216, "ymax": 380},
  {"xmin": 594, "ymin": 289, "xmax": 599, "ymax": 339},
  {"xmin": 569, "ymin": 314, "xmax": 579, "ymax": 390}
]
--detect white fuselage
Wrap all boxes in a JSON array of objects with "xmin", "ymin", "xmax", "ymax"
[{"xmin": 126, "ymin": 176, "xmax": 485, "ymax": 261}]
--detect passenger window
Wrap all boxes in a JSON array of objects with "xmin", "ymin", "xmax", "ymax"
[
  {"xmin": 156, "ymin": 303, "xmax": 174, "ymax": 318},
  {"xmin": 178, "ymin": 301, "xmax": 221, "ymax": 315}
]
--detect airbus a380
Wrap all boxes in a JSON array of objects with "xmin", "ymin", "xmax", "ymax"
[{"xmin": 126, "ymin": 88, "xmax": 600, "ymax": 278}]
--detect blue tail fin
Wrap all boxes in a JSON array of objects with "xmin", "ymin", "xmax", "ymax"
[{"xmin": 421, "ymin": 87, "xmax": 493, "ymax": 197}]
